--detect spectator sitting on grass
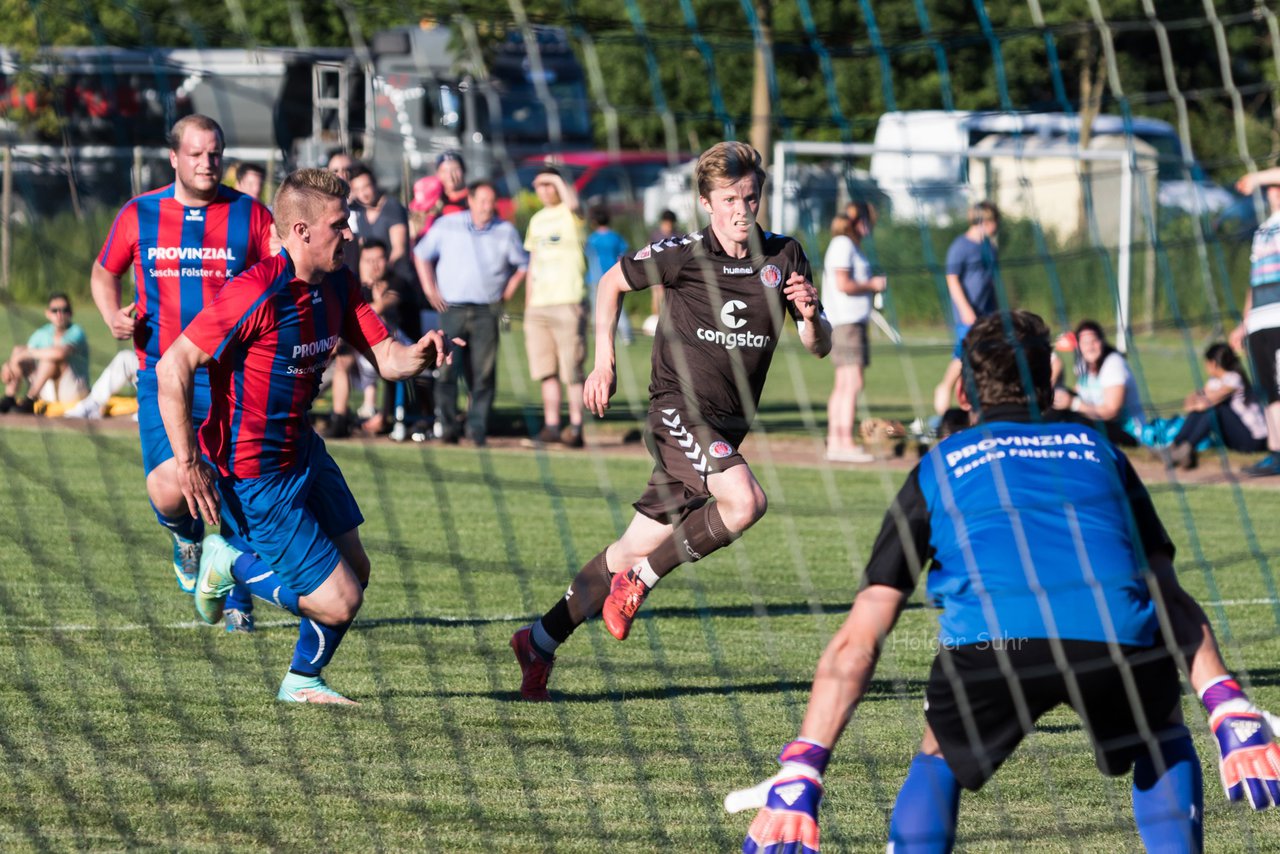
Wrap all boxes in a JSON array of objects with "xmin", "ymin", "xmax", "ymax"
[
  {"xmin": 1, "ymin": 293, "xmax": 89, "ymax": 414},
  {"xmin": 1052, "ymin": 319, "xmax": 1144, "ymax": 447},
  {"xmin": 1164, "ymin": 342, "xmax": 1269, "ymax": 469}
]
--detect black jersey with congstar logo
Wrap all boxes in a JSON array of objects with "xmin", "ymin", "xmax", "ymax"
[{"xmin": 619, "ymin": 225, "xmax": 812, "ymax": 435}]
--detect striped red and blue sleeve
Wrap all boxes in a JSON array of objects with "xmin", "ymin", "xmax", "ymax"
[
  {"xmin": 98, "ymin": 201, "xmax": 140, "ymax": 277},
  {"xmin": 249, "ymin": 202, "xmax": 276, "ymax": 262}
]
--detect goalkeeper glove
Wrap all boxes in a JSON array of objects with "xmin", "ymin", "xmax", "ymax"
[
  {"xmin": 1201, "ymin": 676, "xmax": 1280, "ymax": 810},
  {"xmin": 725, "ymin": 739, "xmax": 829, "ymax": 854}
]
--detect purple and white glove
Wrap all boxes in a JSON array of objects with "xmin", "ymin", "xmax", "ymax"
[
  {"xmin": 1202, "ymin": 676, "xmax": 1280, "ymax": 809},
  {"xmin": 725, "ymin": 739, "xmax": 830, "ymax": 854}
]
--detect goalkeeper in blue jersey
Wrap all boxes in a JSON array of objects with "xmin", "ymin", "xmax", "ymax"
[{"xmin": 726, "ymin": 310, "xmax": 1280, "ymax": 854}]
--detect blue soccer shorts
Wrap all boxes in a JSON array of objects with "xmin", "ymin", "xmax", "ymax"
[
  {"xmin": 217, "ymin": 434, "xmax": 364, "ymax": 596},
  {"xmin": 136, "ymin": 369, "xmax": 212, "ymax": 476}
]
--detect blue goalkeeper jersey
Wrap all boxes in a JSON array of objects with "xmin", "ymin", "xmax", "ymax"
[{"xmin": 861, "ymin": 408, "xmax": 1173, "ymax": 648}]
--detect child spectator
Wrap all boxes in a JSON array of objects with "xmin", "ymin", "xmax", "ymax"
[{"xmin": 585, "ymin": 207, "xmax": 633, "ymax": 345}]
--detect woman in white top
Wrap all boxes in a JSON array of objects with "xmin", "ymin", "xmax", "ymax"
[
  {"xmin": 1166, "ymin": 342, "xmax": 1269, "ymax": 468},
  {"xmin": 1054, "ymin": 320, "xmax": 1145, "ymax": 446},
  {"xmin": 822, "ymin": 204, "xmax": 887, "ymax": 462}
]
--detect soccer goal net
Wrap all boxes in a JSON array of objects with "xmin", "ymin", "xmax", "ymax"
[{"xmin": 1, "ymin": 2, "xmax": 1279, "ymax": 851}]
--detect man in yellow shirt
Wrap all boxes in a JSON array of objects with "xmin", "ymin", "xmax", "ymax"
[{"xmin": 523, "ymin": 167, "xmax": 588, "ymax": 447}]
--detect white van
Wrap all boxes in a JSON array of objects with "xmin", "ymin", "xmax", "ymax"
[{"xmin": 870, "ymin": 110, "xmax": 1237, "ymax": 225}]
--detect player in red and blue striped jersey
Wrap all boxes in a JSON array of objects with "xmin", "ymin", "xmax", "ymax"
[
  {"xmin": 90, "ymin": 115, "xmax": 275, "ymax": 600},
  {"xmin": 157, "ymin": 168, "xmax": 455, "ymax": 703}
]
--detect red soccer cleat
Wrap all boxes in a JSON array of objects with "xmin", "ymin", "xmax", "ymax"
[
  {"xmin": 601, "ymin": 568, "xmax": 651, "ymax": 641},
  {"xmin": 510, "ymin": 625, "xmax": 554, "ymax": 701}
]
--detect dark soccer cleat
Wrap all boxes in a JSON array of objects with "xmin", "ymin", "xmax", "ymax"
[
  {"xmin": 602, "ymin": 568, "xmax": 650, "ymax": 641},
  {"xmin": 510, "ymin": 624, "xmax": 554, "ymax": 701}
]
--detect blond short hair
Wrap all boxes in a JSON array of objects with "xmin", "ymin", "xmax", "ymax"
[
  {"xmin": 274, "ymin": 168, "xmax": 350, "ymax": 238},
  {"xmin": 695, "ymin": 141, "xmax": 766, "ymax": 199},
  {"xmin": 167, "ymin": 115, "xmax": 224, "ymax": 152}
]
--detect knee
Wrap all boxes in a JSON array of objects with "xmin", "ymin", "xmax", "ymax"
[
  {"xmin": 145, "ymin": 466, "xmax": 187, "ymax": 515},
  {"xmin": 718, "ymin": 485, "xmax": 767, "ymax": 532},
  {"xmin": 321, "ymin": 585, "xmax": 363, "ymax": 624}
]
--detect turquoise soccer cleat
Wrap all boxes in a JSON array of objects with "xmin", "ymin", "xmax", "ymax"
[
  {"xmin": 172, "ymin": 533, "xmax": 201, "ymax": 595},
  {"xmin": 277, "ymin": 672, "xmax": 358, "ymax": 705},
  {"xmin": 193, "ymin": 534, "xmax": 242, "ymax": 625}
]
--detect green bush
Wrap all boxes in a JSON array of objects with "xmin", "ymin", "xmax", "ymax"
[{"xmin": 6, "ymin": 208, "xmax": 120, "ymax": 306}]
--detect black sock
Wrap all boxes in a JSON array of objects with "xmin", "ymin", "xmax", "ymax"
[{"xmin": 538, "ymin": 549, "xmax": 611, "ymax": 643}]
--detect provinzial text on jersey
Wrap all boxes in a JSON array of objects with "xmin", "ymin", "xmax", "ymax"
[
  {"xmin": 146, "ymin": 247, "xmax": 239, "ymax": 261},
  {"xmin": 293, "ymin": 335, "xmax": 340, "ymax": 358},
  {"xmin": 945, "ymin": 431, "xmax": 1097, "ymax": 467}
]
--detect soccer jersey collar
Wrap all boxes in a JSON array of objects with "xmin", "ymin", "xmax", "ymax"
[
  {"xmin": 975, "ymin": 404, "xmax": 1039, "ymax": 424},
  {"xmin": 702, "ymin": 224, "xmax": 769, "ymax": 263}
]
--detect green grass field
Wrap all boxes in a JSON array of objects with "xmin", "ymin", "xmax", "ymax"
[
  {"xmin": 4, "ymin": 294, "xmax": 1280, "ymax": 850},
  {"xmin": 1, "ymin": 414, "xmax": 1279, "ymax": 851}
]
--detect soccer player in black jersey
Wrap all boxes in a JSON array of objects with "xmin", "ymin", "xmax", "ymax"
[{"xmin": 511, "ymin": 142, "xmax": 832, "ymax": 700}]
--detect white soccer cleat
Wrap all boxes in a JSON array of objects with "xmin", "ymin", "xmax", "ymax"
[{"xmin": 277, "ymin": 672, "xmax": 358, "ymax": 705}]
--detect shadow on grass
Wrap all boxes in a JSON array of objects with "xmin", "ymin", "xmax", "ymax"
[
  {"xmin": 407, "ymin": 676, "xmax": 927, "ymax": 704},
  {"xmin": 351, "ymin": 601, "xmax": 927, "ymax": 633}
]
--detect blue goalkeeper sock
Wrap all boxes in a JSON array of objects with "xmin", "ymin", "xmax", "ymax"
[
  {"xmin": 289, "ymin": 617, "xmax": 352, "ymax": 677},
  {"xmin": 227, "ymin": 549, "xmax": 300, "ymax": 615},
  {"xmin": 151, "ymin": 502, "xmax": 204, "ymax": 542},
  {"xmin": 1132, "ymin": 734, "xmax": 1203, "ymax": 853},
  {"xmin": 888, "ymin": 753, "xmax": 961, "ymax": 853},
  {"xmin": 289, "ymin": 580, "xmax": 364, "ymax": 677}
]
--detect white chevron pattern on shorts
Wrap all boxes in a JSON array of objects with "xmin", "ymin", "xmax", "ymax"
[{"xmin": 660, "ymin": 409, "xmax": 710, "ymax": 477}]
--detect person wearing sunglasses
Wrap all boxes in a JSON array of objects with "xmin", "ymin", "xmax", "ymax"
[{"xmin": 1, "ymin": 293, "xmax": 90, "ymax": 414}]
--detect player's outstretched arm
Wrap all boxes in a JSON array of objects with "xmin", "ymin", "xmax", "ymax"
[
  {"xmin": 584, "ymin": 263, "xmax": 631, "ymax": 417},
  {"xmin": 366, "ymin": 330, "xmax": 462, "ymax": 382},
  {"xmin": 725, "ymin": 584, "xmax": 908, "ymax": 851},
  {"xmin": 90, "ymin": 261, "xmax": 138, "ymax": 341},
  {"xmin": 1151, "ymin": 553, "xmax": 1280, "ymax": 810},
  {"xmin": 156, "ymin": 335, "xmax": 221, "ymax": 526}
]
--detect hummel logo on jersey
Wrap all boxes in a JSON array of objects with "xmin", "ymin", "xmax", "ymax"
[
  {"xmin": 775, "ymin": 782, "xmax": 807, "ymax": 807},
  {"xmin": 1230, "ymin": 719, "xmax": 1263, "ymax": 741},
  {"xmin": 185, "ymin": 208, "xmax": 204, "ymax": 222},
  {"xmin": 720, "ymin": 300, "xmax": 747, "ymax": 329},
  {"xmin": 723, "ymin": 265, "xmax": 753, "ymax": 275},
  {"xmin": 146, "ymin": 246, "xmax": 238, "ymax": 261}
]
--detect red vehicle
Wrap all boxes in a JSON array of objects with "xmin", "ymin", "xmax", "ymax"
[{"xmin": 495, "ymin": 150, "xmax": 695, "ymax": 221}]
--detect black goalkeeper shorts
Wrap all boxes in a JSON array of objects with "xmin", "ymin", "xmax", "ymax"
[{"xmin": 925, "ymin": 638, "xmax": 1186, "ymax": 791}]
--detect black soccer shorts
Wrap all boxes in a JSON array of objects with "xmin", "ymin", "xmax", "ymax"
[
  {"xmin": 632, "ymin": 406, "xmax": 747, "ymax": 525},
  {"xmin": 924, "ymin": 638, "xmax": 1186, "ymax": 791}
]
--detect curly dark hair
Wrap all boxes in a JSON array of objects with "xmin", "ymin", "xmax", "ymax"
[{"xmin": 960, "ymin": 311, "xmax": 1053, "ymax": 411}]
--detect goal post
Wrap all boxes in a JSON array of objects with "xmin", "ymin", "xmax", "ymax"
[{"xmin": 771, "ymin": 138, "xmax": 1157, "ymax": 352}]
